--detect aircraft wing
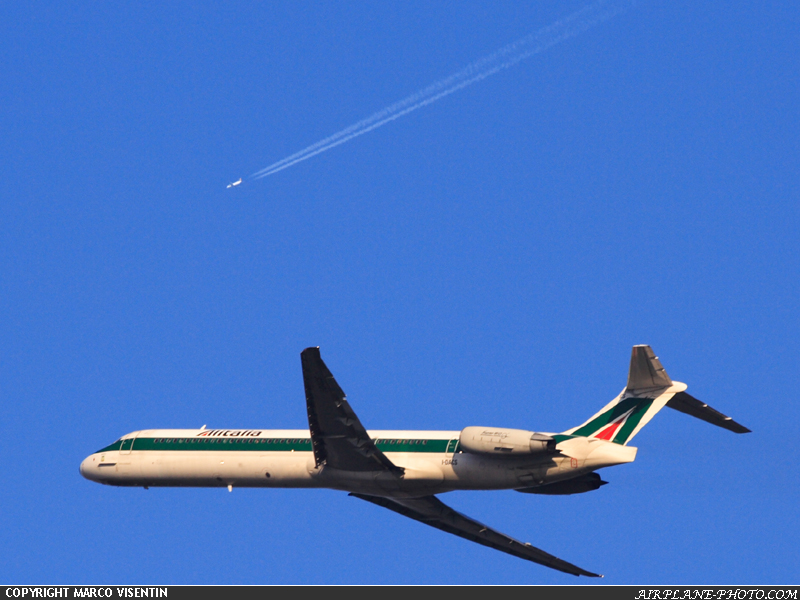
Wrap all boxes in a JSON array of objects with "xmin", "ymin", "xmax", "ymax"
[
  {"xmin": 301, "ymin": 347, "xmax": 402, "ymax": 474},
  {"xmin": 350, "ymin": 493, "xmax": 601, "ymax": 577}
]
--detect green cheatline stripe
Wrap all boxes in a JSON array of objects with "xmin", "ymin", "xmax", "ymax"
[
  {"xmin": 95, "ymin": 437, "xmax": 452, "ymax": 454},
  {"xmin": 570, "ymin": 397, "xmax": 654, "ymax": 441},
  {"xmin": 97, "ymin": 441, "xmax": 123, "ymax": 453}
]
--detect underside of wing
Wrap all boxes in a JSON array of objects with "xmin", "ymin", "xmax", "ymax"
[
  {"xmin": 350, "ymin": 493, "xmax": 601, "ymax": 577},
  {"xmin": 301, "ymin": 347, "xmax": 402, "ymax": 473}
]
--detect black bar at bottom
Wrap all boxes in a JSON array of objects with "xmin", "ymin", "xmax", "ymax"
[{"xmin": 0, "ymin": 586, "xmax": 798, "ymax": 600}]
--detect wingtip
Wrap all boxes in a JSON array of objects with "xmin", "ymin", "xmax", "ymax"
[
  {"xmin": 571, "ymin": 567, "xmax": 603, "ymax": 577},
  {"xmin": 579, "ymin": 571, "xmax": 603, "ymax": 578}
]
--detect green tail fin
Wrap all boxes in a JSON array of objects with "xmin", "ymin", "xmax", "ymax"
[
  {"xmin": 564, "ymin": 345, "xmax": 683, "ymax": 445},
  {"xmin": 564, "ymin": 345, "xmax": 750, "ymax": 444}
]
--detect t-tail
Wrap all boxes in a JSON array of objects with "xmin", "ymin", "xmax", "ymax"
[{"xmin": 564, "ymin": 345, "xmax": 750, "ymax": 445}]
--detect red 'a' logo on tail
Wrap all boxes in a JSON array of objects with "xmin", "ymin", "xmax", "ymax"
[{"xmin": 592, "ymin": 407, "xmax": 636, "ymax": 441}]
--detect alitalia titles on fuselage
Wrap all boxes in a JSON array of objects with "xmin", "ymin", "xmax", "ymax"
[{"xmin": 196, "ymin": 429, "xmax": 261, "ymax": 437}]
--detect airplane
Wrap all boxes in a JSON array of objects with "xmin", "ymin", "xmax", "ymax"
[
  {"xmin": 80, "ymin": 345, "xmax": 749, "ymax": 577},
  {"xmin": 227, "ymin": 178, "xmax": 242, "ymax": 188}
]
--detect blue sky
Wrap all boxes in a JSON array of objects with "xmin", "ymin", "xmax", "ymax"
[{"xmin": 2, "ymin": 1, "xmax": 798, "ymax": 584}]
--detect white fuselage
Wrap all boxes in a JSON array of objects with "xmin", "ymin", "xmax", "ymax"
[{"xmin": 80, "ymin": 428, "xmax": 636, "ymax": 498}]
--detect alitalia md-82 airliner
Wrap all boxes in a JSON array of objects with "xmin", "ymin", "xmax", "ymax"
[{"xmin": 81, "ymin": 345, "xmax": 748, "ymax": 577}]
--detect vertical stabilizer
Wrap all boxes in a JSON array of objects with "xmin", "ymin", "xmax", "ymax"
[
  {"xmin": 627, "ymin": 345, "xmax": 672, "ymax": 390},
  {"xmin": 564, "ymin": 345, "xmax": 683, "ymax": 445}
]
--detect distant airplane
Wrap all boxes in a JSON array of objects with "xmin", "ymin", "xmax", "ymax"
[
  {"xmin": 80, "ymin": 345, "xmax": 749, "ymax": 577},
  {"xmin": 227, "ymin": 178, "xmax": 242, "ymax": 188}
]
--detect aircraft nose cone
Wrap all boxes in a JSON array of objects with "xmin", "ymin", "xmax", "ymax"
[{"xmin": 80, "ymin": 455, "xmax": 99, "ymax": 482}]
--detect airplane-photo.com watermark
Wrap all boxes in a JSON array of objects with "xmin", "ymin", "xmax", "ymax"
[{"xmin": 635, "ymin": 589, "xmax": 798, "ymax": 600}]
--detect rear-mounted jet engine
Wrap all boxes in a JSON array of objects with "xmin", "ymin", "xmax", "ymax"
[{"xmin": 459, "ymin": 427, "xmax": 556, "ymax": 455}]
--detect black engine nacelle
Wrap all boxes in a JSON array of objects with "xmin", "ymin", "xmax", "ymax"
[
  {"xmin": 515, "ymin": 473, "xmax": 608, "ymax": 495},
  {"xmin": 459, "ymin": 427, "xmax": 556, "ymax": 456}
]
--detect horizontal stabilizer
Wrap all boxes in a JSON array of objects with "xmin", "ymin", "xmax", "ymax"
[
  {"xmin": 627, "ymin": 345, "xmax": 672, "ymax": 390},
  {"xmin": 666, "ymin": 391, "xmax": 750, "ymax": 434}
]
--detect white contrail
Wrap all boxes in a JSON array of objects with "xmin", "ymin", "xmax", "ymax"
[{"xmin": 251, "ymin": 0, "xmax": 632, "ymax": 181}]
